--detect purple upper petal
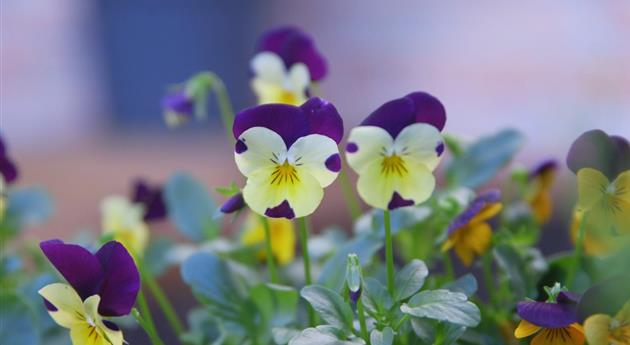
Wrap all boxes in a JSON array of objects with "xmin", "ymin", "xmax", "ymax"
[
  {"xmin": 517, "ymin": 299, "xmax": 578, "ymax": 328},
  {"xmin": 233, "ymin": 98, "xmax": 343, "ymax": 147},
  {"xmin": 131, "ymin": 179, "xmax": 167, "ymax": 221},
  {"xmin": 0, "ymin": 135, "xmax": 18, "ymax": 183},
  {"xmin": 360, "ymin": 92, "xmax": 446, "ymax": 138},
  {"xmin": 162, "ymin": 90, "xmax": 194, "ymax": 115},
  {"xmin": 529, "ymin": 159, "xmax": 559, "ymax": 179},
  {"xmin": 94, "ymin": 241, "xmax": 140, "ymax": 317},
  {"xmin": 256, "ymin": 26, "xmax": 327, "ymax": 81},
  {"xmin": 220, "ymin": 193, "xmax": 246, "ymax": 214},
  {"xmin": 447, "ymin": 189, "xmax": 502, "ymax": 235},
  {"xmin": 40, "ymin": 240, "xmax": 104, "ymax": 300},
  {"xmin": 567, "ymin": 130, "xmax": 630, "ymax": 180}
]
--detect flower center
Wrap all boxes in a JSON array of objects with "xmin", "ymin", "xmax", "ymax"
[
  {"xmin": 278, "ymin": 89, "xmax": 299, "ymax": 105},
  {"xmin": 271, "ymin": 160, "xmax": 299, "ymax": 185},
  {"xmin": 381, "ymin": 154, "xmax": 408, "ymax": 177}
]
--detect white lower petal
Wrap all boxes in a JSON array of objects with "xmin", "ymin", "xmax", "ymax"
[
  {"xmin": 288, "ymin": 134, "xmax": 341, "ymax": 187},
  {"xmin": 235, "ymin": 127, "xmax": 288, "ymax": 176},
  {"xmin": 393, "ymin": 123, "xmax": 443, "ymax": 171},
  {"xmin": 346, "ymin": 126, "xmax": 394, "ymax": 174}
]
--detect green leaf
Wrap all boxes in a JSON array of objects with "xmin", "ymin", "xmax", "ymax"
[
  {"xmin": 493, "ymin": 243, "xmax": 530, "ymax": 300},
  {"xmin": 447, "ymin": 129, "xmax": 524, "ymax": 188},
  {"xmin": 318, "ymin": 235, "xmax": 382, "ymax": 291},
  {"xmin": 272, "ymin": 327, "xmax": 300, "ymax": 345},
  {"xmin": 401, "ymin": 289, "xmax": 480, "ymax": 327},
  {"xmin": 289, "ymin": 326, "xmax": 364, "ymax": 345},
  {"xmin": 164, "ymin": 172, "xmax": 220, "ymax": 241},
  {"xmin": 144, "ymin": 238, "xmax": 175, "ymax": 276},
  {"xmin": 443, "ymin": 274, "xmax": 478, "ymax": 298},
  {"xmin": 394, "ymin": 259, "xmax": 428, "ymax": 301},
  {"xmin": 250, "ymin": 284, "xmax": 298, "ymax": 328},
  {"xmin": 362, "ymin": 277, "xmax": 393, "ymax": 314},
  {"xmin": 6, "ymin": 187, "xmax": 53, "ymax": 227},
  {"xmin": 410, "ymin": 318, "xmax": 465, "ymax": 345},
  {"xmin": 370, "ymin": 327, "xmax": 394, "ymax": 345},
  {"xmin": 300, "ymin": 285, "xmax": 354, "ymax": 331},
  {"xmin": 215, "ymin": 181, "xmax": 240, "ymax": 197},
  {"xmin": 0, "ymin": 291, "xmax": 40, "ymax": 345}
]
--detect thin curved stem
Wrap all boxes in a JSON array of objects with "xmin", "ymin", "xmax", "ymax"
[
  {"xmin": 298, "ymin": 217, "xmax": 316, "ymax": 326},
  {"xmin": 357, "ymin": 298, "xmax": 369, "ymax": 344},
  {"xmin": 567, "ymin": 212, "xmax": 589, "ymax": 289},
  {"xmin": 134, "ymin": 293, "xmax": 165, "ymax": 345},
  {"xmin": 384, "ymin": 210, "xmax": 395, "ymax": 297},
  {"xmin": 261, "ymin": 216, "xmax": 280, "ymax": 284}
]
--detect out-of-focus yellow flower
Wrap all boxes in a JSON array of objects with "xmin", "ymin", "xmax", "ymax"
[
  {"xmin": 526, "ymin": 160, "xmax": 558, "ymax": 224},
  {"xmin": 241, "ymin": 212, "xmax": 295, "ymax": 265},
  {"xmin": 569, "ymin": 209, "xmax": 626, "ymax": 256},
  {"xmin": 584, "ymin": 300, "xmax": 630, "ymax": 345},
  {"xmin": 101, "ymin": 196, "xmax": 149, "ymax": 257},
  {"xmin": 250, "ymin": 52, "xmax": 309, "ymax": 106},
  {"xmin": 577, "ymin": 168, "xmax": 630, "ymax": 235},
  {"xmin": 442, "ymin": 190, "xmax": 502, "ymax": 266}
]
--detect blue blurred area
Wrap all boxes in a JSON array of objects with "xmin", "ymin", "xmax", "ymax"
[{"xmin": 96, "ymin": 0, "xmax": 264, "ymax": 129}]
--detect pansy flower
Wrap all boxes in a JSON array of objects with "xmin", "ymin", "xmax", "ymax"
[
  {"xmin": 584, "ymin": 300, "xmax": 630, "ymax": 345},
  {"xmin": 0, "ymin": 134, "xmax": 18, "ymax": 184},
  {"xmin": 162, "ymin": 90, "xmax": 194, "ymax": 127},
  {"xmin": 345, "ymin": 92, "xmax": 446, "ymax": 210},
  {"xmin": 38, "ymin": 239, "xmax": 140, "ymax": 345},
  {"xmin": 101, "ymin": 196, "xmax": 150, "ymax": 256},
  {"xmin": 514, "ymin": 289, "xmax": 585, "ymax": 345},
  {"xmin": 251, "ymin": 26, "xmax": 327, "ymax": 105},
  {"xmin": 131, "ymin": 179, "xmax": 167, "ymax": 222},
  {"xmin": 569, "ymin": 208, "xmax": 625, "ymax": 255},
  {"xmin": 526, "ymin": 159, "xmax": 558, "ymax": 224},
  {"xmin": 441, "ymin": 189, "xmax": 502, "ymax": 266},
  {"xmin": 233, "ymin": 97, "xmax": 343, "ymax": 219},
  {"xmin": 241, "ymin": 212, "xmax": 295, "ymax": 265}
]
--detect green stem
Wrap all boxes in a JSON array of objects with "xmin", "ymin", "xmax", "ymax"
[
  {"xmin": 357, "ymin": 298, "xmax": 369, "ymax": 344},
  {"xmin": 138, "ymin": 258, "xmax": 185, "ymax": 337},
  {"xmin": 261, "ymin": 216, "xmax": 280, "ymax": 284},
  {"xmin": 384, "ymin": 210, "xmax": 395, "ymax": 297},
  {"xmin": 443, "ymin": 251, "xmax": 454, "ymax": 281},
  {"xmin": 195, "ymin": 71, "xmax": 235, "ymax": 143},
  {"xmin": 298, "ymin": 217, "xmax": 316, "ymax": 326},
  {"xmin": 339, "ymin": 169, "xmax": 362, "ymax": 220},
  {"xmin": 482, "ymin": 252, "xmax": 496, "ymax": 307},
  {"xmin": 135, "ymin": 292, "xmax": 164, "ymax": 345},
  {"xmin": 393, "ymin": 314, "xmax": 410, "ymax": 331},
  {"xmin": 567, "ymin": 212, "xmax": 589, "ymax": 289}
]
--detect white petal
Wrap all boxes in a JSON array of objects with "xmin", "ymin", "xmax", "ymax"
[
  {"xmin": 38, "ymin": 283, "xmax": 85, "ymax": 329},
  {"xmin": 235, "ymin": 127, "xmax": 288, "ymax": 177},
  {"xmin": 345, "ymin": 126, "xmax": 394, "ymax": 174},
  {"xmin": 287, "ymin": 63, "xmax": 310, "ymax": 93},
  {"xmin": 250, "ymin": 52, "xmax": 286, "ymax": 84},
  {"xmin": 288, "ymin": 134, "xmax": 340, "ymax": 188},
  {"xmin": 393, "ymin": 123, "xmax": 443, "ymax": 171}
]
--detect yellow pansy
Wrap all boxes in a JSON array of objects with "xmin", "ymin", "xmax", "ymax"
[
  {"xmin": 526, "ymin": 160, "xmax": 558, "ymax": 224},
  {"xmin": 241, "ymin": 212, "xmax": 295, "ymax": 265},
  {"xmin": 250, "ymin": 52, "xmax": 310, "ymax": 106},
  {"xmin": 584, "ymin": 300, "xmax": 630, "ymax": 345},
  {"xmin": 101, "ymin": 196, "xmax": 149, "ymax": 256},
  {"xmin": 577, "ymin": 168, "xmax": 630, "ymax": 235}
]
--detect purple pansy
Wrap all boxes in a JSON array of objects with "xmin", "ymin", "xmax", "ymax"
[
  {"xmin": 131, "ymin": 179, "xmax": 167, "ymax": 221},
  {"xmin": 162, "ymin": 90, "xmax": 194, "ymax": 126},
  {"xmin": 233, "ymin": 97, "xmax": 344, "ymax": 148},
  {"xmin": 256, "ymin": 26, "xmax": 327, "ymax": 81},
  {"xmin": 517, "ymin": 291, "xmax": 580, "ymax": 328},
  {"xmin": 529, "ymin": 159, "xmax": 558, "ymax": 179},
  {"xmin": 446, "ymin": 189, "xmax": 502, "ymax": 235},
  {"xmin": 0, "ymin": 134, "xmax": 18, "ymax": 183},
  {"xmin": 40, "ymin": 239, "xmax": 140, "ymax": 317},
  {"xmin": 360, "ymin": 91, "xmax": 446, "ymax": 138},
  {"xmin": 567, "ymin": 129, "xmax": 630, "ymax": 180},
  {"xmin": 220, "ymin": 192, "xmax": 246, "ymax": 214}
]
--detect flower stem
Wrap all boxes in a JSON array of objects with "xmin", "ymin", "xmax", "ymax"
[
  {"xmin": 138, "ymin": 258, "xmax": 185, "ymax": 337},
  {"xmin": 568, "ymin": 212, "xmax": 589, "ymax": 289},
  {"xmin": 298, "ymin": 217, "xmax": 316, "ymax": 326},
  {"xmin": 482, "ymin": 252, "xmax": 496, "ymax": 307},
  {"xmin": 384, "ymin": 210, "xmax": 395, "ymax": 297},
  {"xmin": 357, "ymin": 297, "xmax": 369, "ymax": 343},
  {"xmin": 194, "ymin": 71, "xmax": 235, "ymax": 143},
  {"xmin": 339, "ymin": 169, "xmax": 362, "ymax": 220},
  {"xmin": 261, "ymin": 216, "xmax": 280, "ymax": 284},
  {"xmin": 442, "ymin": 251, "xmax": 454, "ymax": 281},
  {"xmin": 134, "ymin": 293, "xmax": 164, "ymax": 345}
]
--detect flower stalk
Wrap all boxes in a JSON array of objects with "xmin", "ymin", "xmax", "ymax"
[
  {"xmin": 298, "ymin": 217, "xmax": 316, "ymax": 326},
  {"xmin": 261, "ymin": 216, "xmax": 280, "ymax": 284},
  {"xmin": 384, "ymin": 210, "xmax": 395, "ymax": 296},
  {"xmin": 567, "ymin": 212, "xmax": 588, "ymax": 289},
  {"xmin": 135, "ymin": 292, "xmax": 165, "ymax": 345}
]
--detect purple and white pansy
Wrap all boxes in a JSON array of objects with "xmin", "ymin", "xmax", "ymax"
[{"xmin": 233, "ymin": 97, "xmax": 343, "ymax": 219}]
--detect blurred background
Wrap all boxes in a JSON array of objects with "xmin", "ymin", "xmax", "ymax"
[{"xmin": 2, "ymin": 0, "xmax": 630, "ymax": 342}]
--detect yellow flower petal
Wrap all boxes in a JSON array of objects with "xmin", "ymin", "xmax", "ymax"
[
  {"xmin": 584, "ymin": 314, "xmax": 613, "ymax": 345},
  {"xmin": 241, "ymin": 213, "xmax": 296, "ymax": 265},
  {"xmin": 514, "ymin": 319, "xmax": 541, "ymax": 338},
  {"xmin": 452, "ymin": 223, "xmax": 492, "ymax": 266},
  {"xmin": 101, "ymin": 196, "xmax": 149, "ymax": 256},
  {"xmin": 470, "ymin": 203, "xmax": 503, "ymax": 224},
  {"xmin": 532, "ymin": 324, "xmax": 584, "ymax": 345},
  {"xmin": 38, "ymin": 283, "xmax": 85, "ymax": 329},
  {"xmin": 529, "ymin": 191, "xmax": 553, "ymax": 224},
  {"xmin": 611, "ymin": 170, "xmax": 630, "ymax": 235},
  {"xmin": 577, "ymin": 168, "xmax": 609, "ymax": 212},
  {"xmin": 346, "ymin": 126, "xmax": 394, "ymax": 174}
]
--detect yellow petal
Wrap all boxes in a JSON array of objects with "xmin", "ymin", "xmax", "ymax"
[
  {"xmin": 470, "ymin": 203, "xmax": 503, "ymax": 224},
  {"xmin": 584, "ymin": 314, "xmax": 613, "ymax": 345},
  {"xmin": 532, "ymin": 324, "xmax": 584, "ymax": 345},
  {"xmin": 529, "ymin": 191, "xmax": 553, "ymax": 224},
  {"xmin": 611, "ymin": 170, "xmax": 630, "ymax": 234},
  {"xmin": 38, "ymin": 283, "xmax": 85, "ymax": 329},
  {"xmin": 235, "ymin": 127, "xmax": 288, "ymax": 177},
  {"xmin": 577, "ymin": 168, "xmax": 609, "ymax": 212},
  {"xmin": 101, "ymin": 196, "xmax": 149, "ymax": 256},
  {"xmin": 346, "ymin": 126, "xmax": 394, "ymax": 174},
  {"xmin": 514, "ymin": 319, "xmax": 541, "ymax": 338},
  {"xmin": 241, "ymin": 213, "xmax": 296, "ymax": 265}
]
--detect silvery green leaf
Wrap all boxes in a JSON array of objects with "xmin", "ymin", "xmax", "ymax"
[
  {"xmin": 443, "ymin": 274, "xmax": 478, "ymax": 298},
  {"xmin": 272, "ymin": 327, "xmax": 301, "ymax": 345},
  {"xmin": 394, "ymin": 259, "xmax": 428, "ymax": 301},
  {"xmin": 354, "ymin": 207, "xmax": 430, "ymax": 237},
  {"xmin": 250, "ymin": 284, "xmax": 298, "ymax": 328},
  {"xmin": 7, "ymin": 187, "xmax": 53, "ymax": 227},
  {"xmin": 362, "ymin": 278, "xmax": 393, "ymax": 314},
  {"xmin": 289, "ymin": 326, "xmax": 365, "ymax": 345},
  {"xmin": 370, "ymin": 327, "xmax": 394, "ymax": 345},
  {"xmin": 300, "ymin": 285, "xmax": 354, "ymax": 331},
  {"xmin": 401, "ymin": 290, "xmax": 480, "ymax": 327},
  {"xmin": 144, "ymin": 238, "xmax": 175, "ymax": 276},
  {"xmin": 493, "ymin": 243, "xmax": 529, "ymax": 300},
  {"xmin": 0, "ymin": 291, "xmax": 40, "ymax": 345},
  {"xmin": 318, "ymin": 235, "xmax": 382, "ymax": 291},
  {"xmin": 410, "ymin": 318, "xmax": 465, "ymax": 345}
]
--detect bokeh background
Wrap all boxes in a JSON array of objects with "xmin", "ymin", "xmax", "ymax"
[{"xmin": 3, "ymin": 0, "xmax": 630, "ymax": 342}]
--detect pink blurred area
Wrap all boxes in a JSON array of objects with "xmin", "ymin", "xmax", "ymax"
[{"xmin": 3, "ymin": 0, "xmax": 630, "ymax": 240}]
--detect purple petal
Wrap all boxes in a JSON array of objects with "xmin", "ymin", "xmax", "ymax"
[
  {"xmin": 517, "ymin": 300, "xmax": 578, "ymax": 328},
  {"xmin": 361, "ymin": 96, "xmax": 416, "ymax": 139},
  {"xmin": 40, "ymin": 240, "xmax": 103, "ymax": 300},
  {"xmin": 265, "ymin": 200, "xmax": 295, "ymax": 219},
  {"xmin": 325, "ymin": 154, "xmax": 341, "ymax": 172},
  {"xmin": 346, "ymin": 142, "xmax": 358, "ymax": 153},
  {"xmin": 233, "ymin": 98, "xmax": 343, "ymax": 148},
  {"xmin": 43, "ymin": 298, "xmax": 58, "ymax": 311},
  {"xmin": 162, "ymin": 90, "xmax": 194, "ymax": 115},
  {"xmin": 0, "ymin": 156, "xmax": 18, "ymax": 184},
  {"xmin": 220, "ymin": 193, "xmax": 246, "ymax": 214},
  {"xmin": 566, "ymin": 130, "xmax": 628, "ymax": 180},
  {"xmin": 557, "ymin": 291, "xmax": 581, "ymax": 304},
  {"xmin": 95, "ymin": 241, "xmax": 140, "ymax": 317},
  {"xmin": 0, "ymin": 135, "xmax": 5, "ymax": 155},
  {"xmin": 529, "ymin": 159, "xmax": 559, "ymax": 179},
  {"xmin": 436, "ymin": 142, "xmax": 445, "ymax": 157},
  {"xmin": 405, "ymin": 92, "xmax": 447, "ymax": 131},
  {"xmin": 131, "ymin": 179, "xmax": 167, "ymax": 221},
  {"xmin": 388, "ymin": 192, "xmax": 415, "ymax": 210},
  {"xmin": 102, "ymin": 320, "xmax": 120, "ymax": 331},
  {"xmin": 235, "ymin": 139, "xmax": 248, "ymax": 154},
  {"xmin": 447, "ymin": 189, "xmax": 501, "ymax": 234},
  {"xmin": 349, "ymin": 287, "xmax": 362, "ymax": 303},
  {"xmin": 256, "ymin": 26, "xmax": 327, "ymax": 81}
]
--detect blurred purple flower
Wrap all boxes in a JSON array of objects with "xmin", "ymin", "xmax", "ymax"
[
  {"xmin": 220, "ymin": 192, "xmax": 246, "ymax": 214},
  {"xmin": 0, "ymin": 134, "xmax": 18, "ymax": 184},
  {"xmin": 162, "ymin": 90, "xmax": 194, "ymax": 127},
  {"xmin": 131, "ymin": 179, "xmax": 167, "ymax": 221}
]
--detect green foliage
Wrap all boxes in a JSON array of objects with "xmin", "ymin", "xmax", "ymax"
[
  {"xmin": 401, "ymin": 290, "xmax": 481, "ymax": 327},
  {"xmin": 300, "ymin": 285, "xmax": 354, "ymax": 331},
  {"xmin": 0, "ymin": 291, "xmax": 40, "ymax": 345},
  {"xmin": 393, "ymin": 259, "xmax": 428, "ymax": 301}
]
